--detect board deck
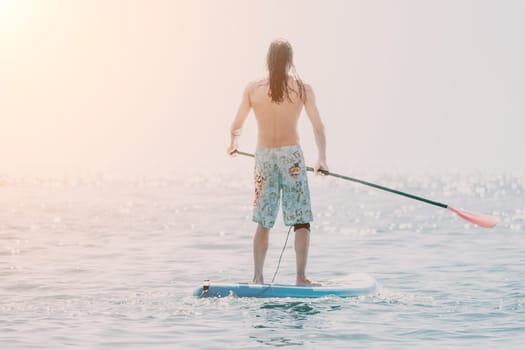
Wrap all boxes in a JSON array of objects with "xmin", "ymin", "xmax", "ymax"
[{"xmin": 194, "ymin": 273, "xmax": 377, "ymax": 298}]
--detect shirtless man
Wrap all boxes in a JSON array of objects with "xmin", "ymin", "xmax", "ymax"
[{"xmin": 227, "ymin": 39, "xmax": 328, "ymax": 286}]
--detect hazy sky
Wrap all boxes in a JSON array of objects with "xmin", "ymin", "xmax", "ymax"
[{"xmin": 1, "ymin": 0, "xmax": 524, "ymax": 177}]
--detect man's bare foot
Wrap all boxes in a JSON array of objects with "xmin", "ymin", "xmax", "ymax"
[
  {"xmin": 296, "ymin": 278, "xmax": 321, "ymax": 287},
  {"xmin": 253, "ymin": 277, "xmax": 264, "ymax": 284}
]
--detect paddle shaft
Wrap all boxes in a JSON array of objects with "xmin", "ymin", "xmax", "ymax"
[{"xmin": 235, "ymin": 150, "xmax": 448, "ymax": 209}]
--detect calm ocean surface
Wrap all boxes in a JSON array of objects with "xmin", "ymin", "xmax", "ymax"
[{"xmin": 1, "ymin": 169, "xmax": 524, "ymax": 349}]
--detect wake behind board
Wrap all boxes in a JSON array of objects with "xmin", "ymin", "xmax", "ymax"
[{"xmin": 194, "ymin": 273, "xmax": 377, "ymax": 298}]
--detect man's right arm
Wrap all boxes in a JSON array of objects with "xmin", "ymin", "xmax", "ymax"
[{"xmin": 304, "ymin": 84, "xmax": 328, "ymax": 173}]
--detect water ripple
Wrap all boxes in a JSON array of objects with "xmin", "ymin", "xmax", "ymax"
[{"xmin": 1, "ymin": 173, "xmax": 524, "ymax": 349}]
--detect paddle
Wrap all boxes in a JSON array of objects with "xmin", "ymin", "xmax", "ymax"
[{"xmin": 233, "ymin": 150, "xmax": 498, "ymax": 228}]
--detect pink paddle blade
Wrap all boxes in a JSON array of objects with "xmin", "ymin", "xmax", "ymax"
[{"xmin": 447, "ymin": 206, "xmax": 498, "ymax": 228}]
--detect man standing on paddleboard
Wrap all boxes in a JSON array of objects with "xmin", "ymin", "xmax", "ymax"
[{"xmin": 227, "ymin": 39, "xmax": 328, "ymax": 286}]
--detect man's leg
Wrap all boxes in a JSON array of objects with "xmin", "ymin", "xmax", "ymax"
[
  {"xmin": 294, "ymin": 224, "xmax": 312, "ymax": 285},
  {"xmin": 279, "ymin": 146, "xmax": 315, "ymax": 285},
  {"xmin": 253, "ymin": 223, "xmax": 270, "ymax": 284}
]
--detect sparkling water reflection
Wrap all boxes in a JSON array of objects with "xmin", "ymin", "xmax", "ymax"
[{"xmin": 0, "ymin": 171, "xmax": 524, "ymax": 349}]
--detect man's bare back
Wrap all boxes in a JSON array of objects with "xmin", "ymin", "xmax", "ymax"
[
  {"xmin": 249, "ymin": 78, "xmax": 304, "ymax": 148},
  {"xmin": 228, "ymin": 76, "xmax": 327, "ymax": 172}
]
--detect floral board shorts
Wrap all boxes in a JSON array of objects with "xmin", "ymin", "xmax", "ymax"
[{"xmin": 252, "ymin": 145, "xmax": 313, "ymax": 229}]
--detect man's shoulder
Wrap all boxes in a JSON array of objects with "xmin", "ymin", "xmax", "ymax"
[
  {"xmin": 246, "ymin": 78, "xmax": 268, "ymax": 90},
  {"xmin": 301, "ymin": 81, "xmax": 315, "ymax": 99},
  {"xmin": 243, "ymin": 79, "xmax": 268, "ymax": 98},
  {"xmin": 301, "ymin": 81, "xmax": 313, "ymax": 92}
]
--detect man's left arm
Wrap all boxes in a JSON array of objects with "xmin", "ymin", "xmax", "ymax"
[{"xmin": 227, "ymin": 84, "xmax": 252, "ymax": 155}]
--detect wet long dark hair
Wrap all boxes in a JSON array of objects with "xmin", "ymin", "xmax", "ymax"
[{"xmin": 266, "ymin": 39, "xmax": 306, "ymax": 103}]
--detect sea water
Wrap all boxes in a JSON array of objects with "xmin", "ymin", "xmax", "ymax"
[{"xmin": 1, "ymin": 169, "xmax": 524, "ymax": 349}]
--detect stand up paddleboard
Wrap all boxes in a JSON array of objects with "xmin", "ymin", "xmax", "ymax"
[{"xmin": 194, "ymin": 273, "xmax": 377, "ymax": 298}]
